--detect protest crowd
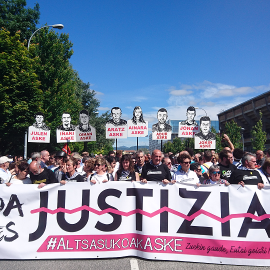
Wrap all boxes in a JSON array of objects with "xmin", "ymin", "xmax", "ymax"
[{"xmin": 0, "ymin": 134, "xmax": 269, "ymax": 189}]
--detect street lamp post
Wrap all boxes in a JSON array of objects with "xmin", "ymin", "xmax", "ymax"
[
  {"xmin": 24, "ymin": 24, "xmax": 64, "ymax": 159},
  {"xmin": 195, "ymin": 107, "xmax": 207, "ymax": 116},
  {"xmin": 27, "ymin": 24, "xmax": 64, "ymax": 50}
]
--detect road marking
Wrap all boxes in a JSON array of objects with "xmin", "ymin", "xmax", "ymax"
[{"xmin": 130, "ymin": 259, "xmax": 139, "ymax": 270}]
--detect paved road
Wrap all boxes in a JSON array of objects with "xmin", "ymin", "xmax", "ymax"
[{"xmin": 1, "ymin": 257, "xmax": 269, "ymax": 270}]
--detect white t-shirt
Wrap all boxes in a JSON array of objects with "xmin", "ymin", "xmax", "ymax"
[
  {"xmin": 172, "ymin": 170, "xmax": 199, "ymax": 185},
  {"xmin": 87, "ymin": 172, "xmax": 113, "ymax": 184},
  {"xmin": 0, "ymin": 168, "xmax": 12, "ymax": 183},
  {"xmin": 10, "ymin": 176, "xmax": 32, "ymax": 184}
]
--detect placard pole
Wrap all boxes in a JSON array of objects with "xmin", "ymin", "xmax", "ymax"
[
  {"xmin": 116, "ymin": 139, "xmax": 117, "ymax": 151},
  {"xmin": 137, "ymin": 137, "xmax": 138, "ymax": 151},
  {"xmin": 161, "ymin": 140, "xmax": 163, "ymax": 152}
]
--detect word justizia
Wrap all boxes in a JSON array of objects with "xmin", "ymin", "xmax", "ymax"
[{"xmin": 0, "ymin": 188, "xmax": 269, "ymax": 242}]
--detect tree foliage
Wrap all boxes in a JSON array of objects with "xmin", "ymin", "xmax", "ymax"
[
  {"xmin": 211, "ymin": 127, "xmax": 222, "ymax": 153},
  {"xmin": 224, "ymin": 120, "xmax": 243, "ymax": 150},
  {"xmin": 0, "ymin": 0, "xmax": 40, "ymax": 42},
  {"xmin": 251, "ymin": 111, "xmax": 267, "ymax": 151},
  {"xmin": 0, "ymin": 29, "xmax": 42, "ymax": 154}
]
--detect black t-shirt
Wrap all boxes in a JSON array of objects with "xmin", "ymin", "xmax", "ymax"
[
  {"xmin": 229, "ymin": 169, "xmax": 263, "ymax": 185},
  {"xmin": 141, "ymin": 162, "xmax": 171, "ymax": 182},
  {"xmin": 63, "ymin": 173, "xmax": 84, "ymax": 182},
  {"xmin": 30, "ymin": 167, "xmax": 58, "ymax": 184},
  {"xmin": 116, "ymin": 171, "xmax": 136, "ymax": 181},
  {"xmin": 218, "ymin": 163, "xmax": 237, "ymax": 181}
]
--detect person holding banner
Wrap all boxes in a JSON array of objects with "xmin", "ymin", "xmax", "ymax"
[
  {"xmin": 88, "ymin": 157, "xmax": 113, "ymax": 184},
  {"xmin": 115, "ymin": 154, "xmax": 139, "ymax": 181},
  {"xmin": 60, "ymin": 158, "xmax": 84, "ymax": 184},
  {"xmin": 172, "ymin": 153, "xmax": 200, "ymax": 185},
  {"xmin": 203, "ymin": 165, "xmax": 230, "ymax": 185},
  {"xmin": 29, "ymin": 160, "xmax": 58, "ymax": 188},
  {"xmin": 141, "ymin": 150, "xmax": 171, "ymax": 184},
  {"xmin": 229, "ymin": 153, "xmax": 263, "ymax": 186},
  {"xmin": 7, "ymin": 161, "xmax": 31, "ymax": 185}
]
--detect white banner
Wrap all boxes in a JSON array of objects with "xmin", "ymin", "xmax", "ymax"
[
  {"xmin": 106, "ymin": 124, "xmax": 127, "ymax": 139},
  {"xmin": 28, "ymin": 126, "xmax": 50, "ymax": 143},
  {"xmin": 1, "ymin": 182, "xmax": 270, "ymax": 266}
]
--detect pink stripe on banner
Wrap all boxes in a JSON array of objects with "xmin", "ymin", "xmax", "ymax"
[
  {"xmin": 30, "ymin": 206, "xmax": 270, "ymax": 223},
  {"xmin": 37, "ymin": 234, "xmax": 270, "ymax": 259}
]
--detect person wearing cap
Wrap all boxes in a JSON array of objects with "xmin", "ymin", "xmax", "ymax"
[
  {"xmin": 0, "ymin": 156, "xmax": 13, "ymax": 183},
  {"xmin": 53, "ymin": 151, "xmax": 67, "ymax": 182}
]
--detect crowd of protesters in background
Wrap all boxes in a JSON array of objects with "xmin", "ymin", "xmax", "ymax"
[{"xmin": 1, "ymin": 134, "xmax": 269, "ymax": 190}]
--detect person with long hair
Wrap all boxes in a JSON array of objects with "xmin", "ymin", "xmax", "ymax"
[
  {"xmin": 83, "ymin": 158, "xmax": 95, "ymax": 182},
  {"xmin": 60, "ymin": 158, "xmax": 84, "ymax": 184},
  {"xmin": 115, "ymin": 154, "xmax": 139, "ymax": 181},
  {"xmin": 7, "ymin": 161, "xmax": 31, "ymax": 185},
  {"xmin": 106, "ymin": 156, "xmax": 117, "ymax": 179},
  {"xmin": 129, "ymin": 106, "xmax": 146, "ymax": 125},
  {"xmin": 89, "ymin": 157, "xmax": 113, "ymax": 184}
]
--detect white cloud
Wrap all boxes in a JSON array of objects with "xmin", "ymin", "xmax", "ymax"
[
  {"xmin": 94, "ymin": 91, "xmax": 104, "ymax": 96},
  {"xmin": 126, "ymin": 106, "xmax": 133, "ymax": 110},
  {"xmin": 98, "ymin": 107, "xmax": 110, "ymax": 111},
  {"xmin": 134, "ymin": 96, "xmax": 147, "ymax": 102},
  {"xmin": 169, "ymin": 89, "xmax": 193, "ymax": 96}
]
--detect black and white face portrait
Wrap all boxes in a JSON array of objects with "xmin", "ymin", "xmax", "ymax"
[
  {"xmin": 62, "ymin": 113, "xmax": 71, "ymax": 129},
  {"xmin": 200, "ymin": 119, "xmax": 211, "ymax": 135},
  {"xmin": 79, "ymin": 112, "xmax": 89, "ymax": 125},
  {"xmin": 157, "ymin": 109, "xmax": 168, "ymax": 124},
  {"xmin": 186, "ymin": 107, "xmax": 196, "ymax": 122},
  {"xmin": 112, "ymin": 108, "xmax": 121, "ymax": 124},
  {"xmin": 35, "ymin": 114, "xmax": 44, "ymax": 127},
  {"xmin": 131, "ymin": 106, "xmax": 146, "ymax": 124}
]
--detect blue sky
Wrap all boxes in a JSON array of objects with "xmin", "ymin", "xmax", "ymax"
[{"xmin": 27, "ymin": 0, "xmax": 270, "ymax": 147}]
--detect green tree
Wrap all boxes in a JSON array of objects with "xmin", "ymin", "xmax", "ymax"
[
  {"xmin": 224, "ymin": 120, "xmax": 243, "ymax": 149},
  {"xmin": 29, "ymin": 28, "xmax": 83, "ymax": 152},
  {"xmin": 163, "ymin": 141, "xmax": 175, "ymax": 153},
  {"xmin": 173, "ymin": 137, "xmax": 184, "ymax": 154},
  {"xmin": 211, "ymin": 127, "xmax": 222, "ymax": 153},
  {"xmin": 0, "ymin": 0, "xmax": 40, "ymax": 42},
  {"xmin": 79, "ymin": 81, "xmax": 114, "ymax": 154},
  {"xmin": 0, "ymin": 29, "xmax": 42, "ymax": 154},
  {"xmin": 251, "ymin": 111, "xmax": 267, "ymax": 151}
]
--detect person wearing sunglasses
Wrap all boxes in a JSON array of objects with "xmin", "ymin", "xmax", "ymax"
[
  {"xmin": 190, "ymin": 162, "xmax": 206, "ymax": 184},
  {"xmin": 88, "ymin": 157, "xmax": 113, "ymax": 184},
  {"xmin": 203, "ymin": 165, "xmax": 229, "ymax": 185},
  {"xmin": 172, "ymin": 153, "xmax": 199, "ymax": 185}
]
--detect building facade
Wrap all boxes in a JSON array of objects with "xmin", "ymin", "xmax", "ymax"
[{"xmin": 218, "ymin": 91, "xmax": 270, "ymax": 151}]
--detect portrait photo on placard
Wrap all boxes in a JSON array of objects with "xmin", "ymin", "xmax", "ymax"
[
  {"xmin": 56, "ymin": 112, "xmax": 76, "ymax": 143},
  {"xmin": 127, "ymin": 106, "xmax": 148, "ymax": 137},
  {"xmin": 28, "ymin": 112, "xmax": 50, "ymax": 143},
  {"xmin": 106, "ymin": 107, "xmax": 127, "ymax": 126},
  {"xmin": 194, "ymin": 116, "xmax": 216, "ymax": 149},
  {"xmin": 152, "ymin": 108, "xmax": 172, "ymax": 140},
  {"xmin": 178, "ymin": 106, "xmax": 199, "ymax": 138},
  {"xmin": 75, "ymin": 109, "xmax": 96, "ymax": 141},
  {"xmin": 106, "ymin": 107, "xmax": 127, "ymax": 139}
]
